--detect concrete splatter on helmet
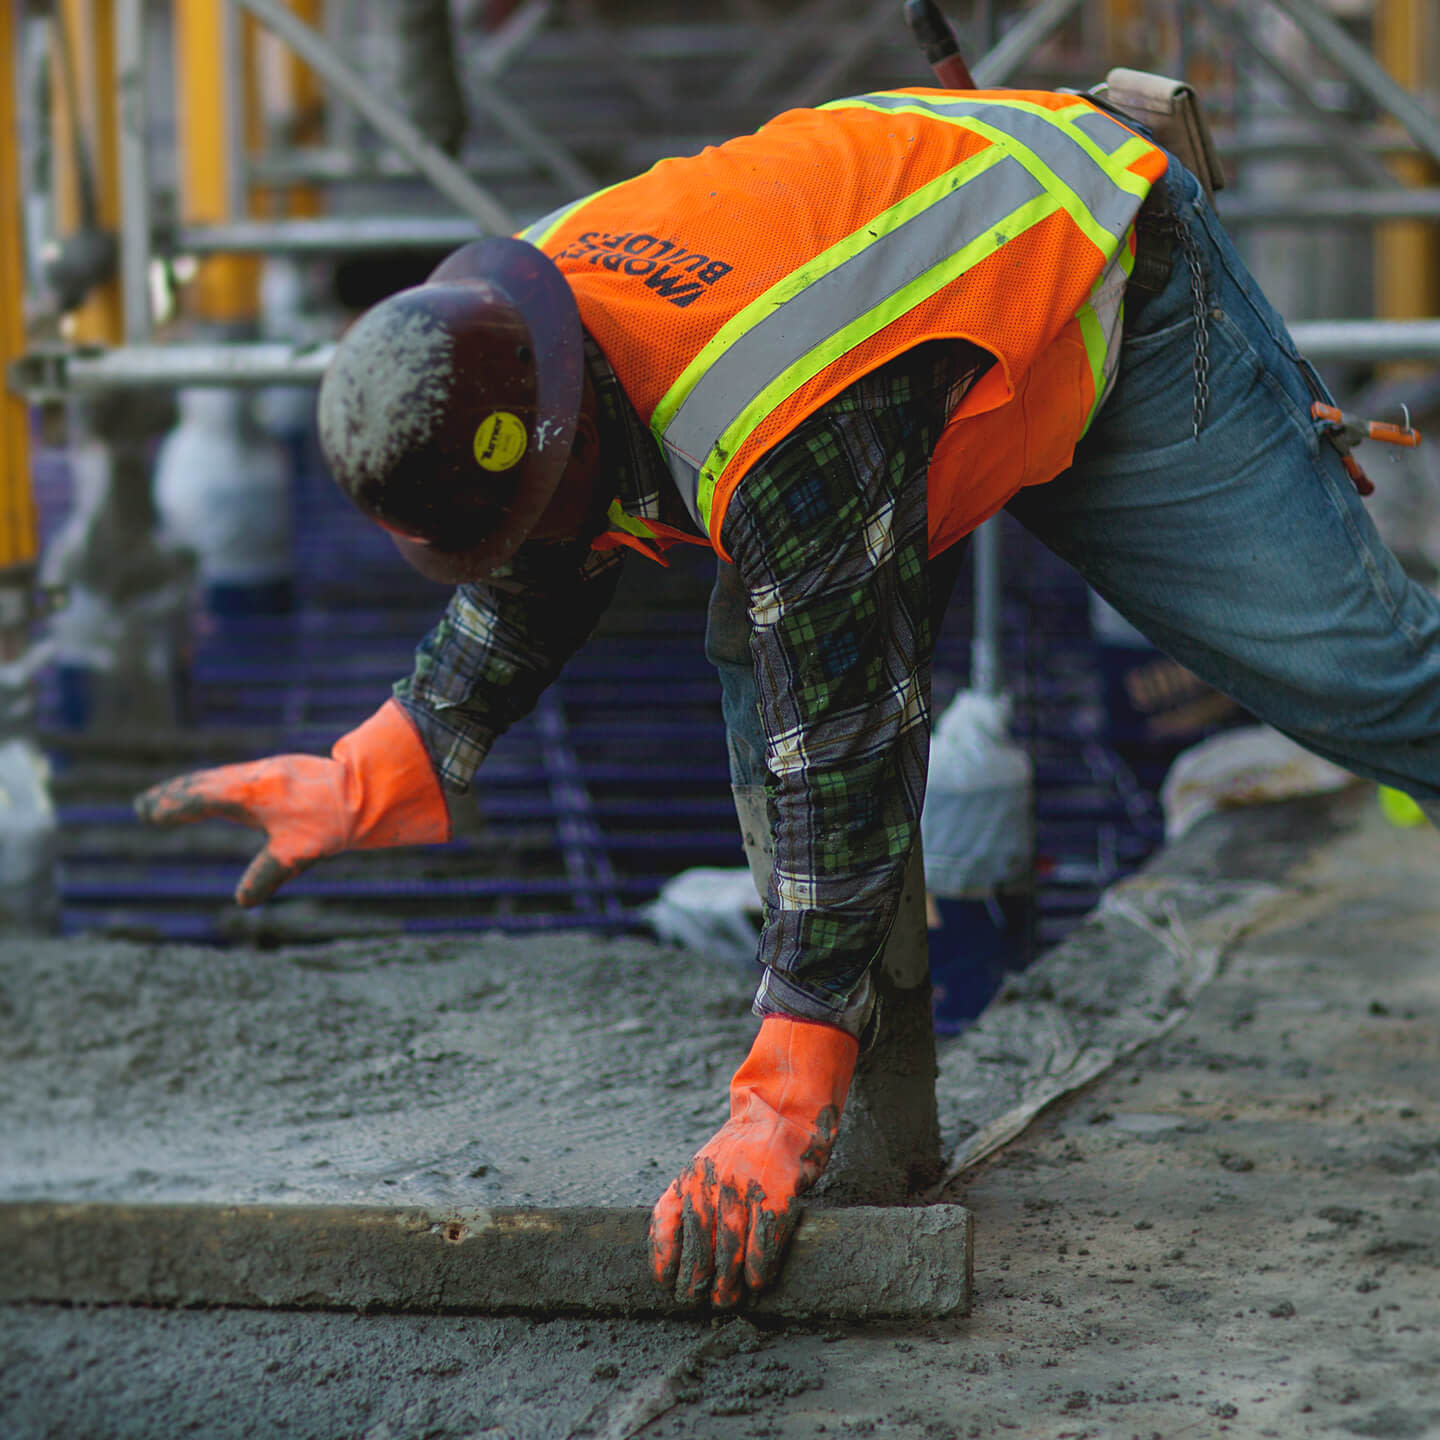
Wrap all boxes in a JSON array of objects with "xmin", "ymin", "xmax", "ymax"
[{"xmin": 318, "ymin": 236, "xmax": 584, "ymax": 584}]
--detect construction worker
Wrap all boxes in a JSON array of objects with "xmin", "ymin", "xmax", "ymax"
[{"xmin": 136, "ymin": 87, "xmax": 1440, "ymax": 1310}]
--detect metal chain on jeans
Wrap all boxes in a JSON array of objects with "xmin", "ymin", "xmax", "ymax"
[
  {"xmin": 1136, "ymin": 198, "xmax": 1212, "ymax": 440},
  {"xmin": 1179, "ymin": 219, "xmax": 1211, "ymax": 439}
]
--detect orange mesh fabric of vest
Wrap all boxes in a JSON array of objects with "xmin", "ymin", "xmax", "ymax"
[{"xmin": 536, "ymin": 90, "xmax": 1166, "ymax": 557}]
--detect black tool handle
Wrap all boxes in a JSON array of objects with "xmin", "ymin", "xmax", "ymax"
[{"xmin": 904, "ymin": 0, "xmax": 978, "ymax": 90}]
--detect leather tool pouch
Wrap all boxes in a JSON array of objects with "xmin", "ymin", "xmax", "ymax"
[{"xmin": 1096, "ymin": 67, "xmax": 1227, "ymax": 206}]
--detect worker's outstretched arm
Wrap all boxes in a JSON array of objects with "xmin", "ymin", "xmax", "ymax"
[{"xmin": 135, "ymin": 538, "xmax": 626, "ymax": 904}]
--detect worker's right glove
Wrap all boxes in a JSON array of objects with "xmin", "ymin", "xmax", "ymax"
[
  {"xmin": 133, "ymin": 697, "xmax": 450, "ymax": 906},
  {"xmin": 649, "ymin": 1015, "xmax": 859, "ymax": 1309}
]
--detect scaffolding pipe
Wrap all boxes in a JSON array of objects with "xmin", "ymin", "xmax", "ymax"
[
  {"xmin": 248, "ymin": 144, "xmax": 534, "ymax": 185},
  {"xmin": 16, "ymin": 319, "xmax": 1440, "ymax": 400},
  {"xmin": 1212, "ymin": 129, "xmax": 1420, "ymax": 162},
  {"xmin": 1263, "ymin": 0, "xmax": 1440, "ymax": 170},
  {"xmin": 222, "ymin": 0, "xmax": 248, "ymax": 224},
  {"xmin": 115, "ymin": 0, "xmax": 152, "ymax": 341},
  {"xmin": 53, "ymin": 0, "xmax": 123, "ymax": 342},
  {"xmin": 467, "ymin": 84, "xmax": 597, "ymax": 199},
  {"xmin": 1198, "ymin": 0, "xmax": 1396, "ymax": 189},
  {"xmin": 971, "ymin": 518, "xmax": 1002, "ymax": 698},
  {"xmin": 972, "ymin": 0, "xmax": 1086, "ymax": 87},
  {"xmin": 233, "ymin": 0, "xmax": 514, "ymax": 234},
  {"xmin": 12, "ymin": 343, "xmax": 338, "ymax": 396},
  {"xmin": 174, "ymin": 216, "xmax": 481, "ymax": 256},
  {"xmin": 64, "ymin": 343, "xmax": 334, "ymax": 388},
  {"xmin": 1219, "ymin": 188, "xmax": 1440, "ymax": 223},
  {"xmin": 1288, "ymin": 319, "xmax": 1440, "ymax": 363}
]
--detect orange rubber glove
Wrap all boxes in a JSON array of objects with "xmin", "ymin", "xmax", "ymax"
[
  {"xmin": 649, "ymin": 1015, "xmax": 859, "ymax": 1309},
  {"xmin": 133, "ymin": 698, "xmax": 451, "ymax": 906}
]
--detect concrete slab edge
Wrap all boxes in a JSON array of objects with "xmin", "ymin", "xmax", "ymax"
[{"xmin": 0, "ymin": 1201, "xmax": 973, "ymax": 1322}]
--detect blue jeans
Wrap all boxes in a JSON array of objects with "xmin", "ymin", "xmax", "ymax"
[
  {"xmin": 712, "ymin": 156, "xmax": 1440, "ymax": 803},
  {"xmin": 1008, "ymin": 158, "xmax": 1440, "ymax": 800}
]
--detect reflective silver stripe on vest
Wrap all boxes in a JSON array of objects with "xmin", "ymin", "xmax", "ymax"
[
  {"xmin": 852, "ymin": 94, "xmax": 1141, "ymax": 240},
  {"xmin": 660, "ymin": 152, "xmax": 1048, "ymax": 484},
  {"xmin": 1071, "ymin": 106, "xmax": 1140, "ymax": 156},
  {"xmin": 1084, "ymin": 247, "xmax": 1133, "ymax": 427}
]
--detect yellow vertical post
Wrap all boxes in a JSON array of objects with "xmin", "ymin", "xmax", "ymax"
[
  {"xmin": 174, "ymin": 0, "xmax": 260, "ymax": 324},
  {"xmin": 1, "ymin": 6, "xmax": 38, "ymax": 588},
  {"xmin": 52, "ymin": 0, "xmax": 124, "ymax": 345},
  {"xmin": 1375, "ymin": 0, "xmax": 1440, "ymax": 335}
]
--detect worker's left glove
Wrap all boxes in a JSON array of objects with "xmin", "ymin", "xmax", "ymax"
[
  {"xmin": 133, "ymin": 698, "xmax": 450, "ymax": 906},
  {"xmin": 649, "ymin": 1015, "xmax": 859, "ymax": 1308}
]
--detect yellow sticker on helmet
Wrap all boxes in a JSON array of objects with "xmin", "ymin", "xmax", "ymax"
[{"xmin": 473, "ymin": 411, "xmax": 528, "ymax": 472}]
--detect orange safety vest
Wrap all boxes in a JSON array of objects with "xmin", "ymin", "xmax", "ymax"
[{"xmin": 521, "ymin": 88, "xmax": 1168, "ymax": 563}]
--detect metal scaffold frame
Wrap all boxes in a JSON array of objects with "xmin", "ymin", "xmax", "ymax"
[{"xmin": 4, "ymin": 0, "xmax": 1440, "ymax": 408}]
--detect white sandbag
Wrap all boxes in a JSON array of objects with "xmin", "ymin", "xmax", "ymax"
[
  {"xmin": 643, "ymin": 866, "xmax": 760, "ymax": 967},
  {"xmin": 1160, "ymin": 724, "xmax": 1355, "ymax": 841},
  {"xmin": 922, "ymin": 691, "xmax": 1034, "ymax": 897}
]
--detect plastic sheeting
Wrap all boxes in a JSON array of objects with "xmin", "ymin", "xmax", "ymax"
[
  {"xmin": 1159, "ymin": 725, "xmax": 1355, "ymax": 841},
  {"xmin": 644, "ymin": 866, "xmax": 759, "ymax": 968}
]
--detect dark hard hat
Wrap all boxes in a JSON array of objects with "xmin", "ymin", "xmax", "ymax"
[{"xmin": 318, "ymin": 236, "xmax": 584, "ymax": 584}]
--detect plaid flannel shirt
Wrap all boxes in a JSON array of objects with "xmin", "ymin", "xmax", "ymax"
[{"xmin": 395, "ymin": 334, "xmax": 985, "ymax": 1026}]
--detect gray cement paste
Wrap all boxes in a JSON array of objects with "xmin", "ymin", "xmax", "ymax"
[{"xmin": 0, "ymin": 931, "xmax": 761, "ymax": 1210}]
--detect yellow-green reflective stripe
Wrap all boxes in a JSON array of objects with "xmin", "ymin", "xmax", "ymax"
[
  {"xmin": 1075, "ymin": 300, "xmax": 1108, "ymax": 432},
  {"xmin": 833, "ymin": 92, "xmax": 1154, "ymax": 201},
  {"xmin": 833, "ymin": 99, "xmax": 1126, "ymax": 256},
  {"xmin": 651, "ymin": 141, "xmax": 1012, "ymax": 442},
  {"xmin": 604, "ymin": 498, "xmax": 657, "ymax": 539},
  {"xmin": 1068, "ymin": 103, "xmax": 1137, "ymax": 154},
  {"xmin": 827, "ymin": 93, "xmax": 1151, "ymax": 219},
  {"xmin": 1077, "ymin": 255, "xmax": 1132, "ymax": 436},
  {"xmin": 1118, "ymin": 229, "xmax": 1136, "ymax": 277},
  {"xmin": 1053, "ymin": 102, "xmax": 1157, "ymax": 187},
  {"xmin": 691, "ymin": 189, "xmax": 1060, "ymax": 527},
  {"xmin": 961, "ymin": 115, "xmax": 1114, "ymax": 255},
  {"xmin": 1109, "ymin": 135, "xmax": 1159, "ymax": 180}
]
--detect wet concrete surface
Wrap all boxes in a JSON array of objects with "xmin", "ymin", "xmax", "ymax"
[{"xmin": 3, "ymin": 787, "xmax": 1440, "ymax": 1438}]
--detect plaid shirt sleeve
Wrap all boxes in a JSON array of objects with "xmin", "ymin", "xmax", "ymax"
[
  {"xmin": 392, "ymin": 540, "xmax": 626, "ymax": 792},
  {"xmin": 719, "ymin": 341, "xmax": 985, "ymax": 1027}
]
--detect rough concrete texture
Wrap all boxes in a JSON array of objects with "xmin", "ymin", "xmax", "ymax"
[
  {"xmin": 1, "ymin": 930, "xmax": 762, "ymax": 1210},
  {"xmin": 823, "ymin": 968, "xmax": 943, "ymax": 1203},
  {"xmin": 3, "ymin": 787, "xmax": 1440, "ymax": 1437},
  {"xmin": 823, "ymin": 847, "xmax": 944, "ymax": 1204},
  {"xmin": 0, "ymin": 1202, "xmax": 973, "ymax": 1322}
]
